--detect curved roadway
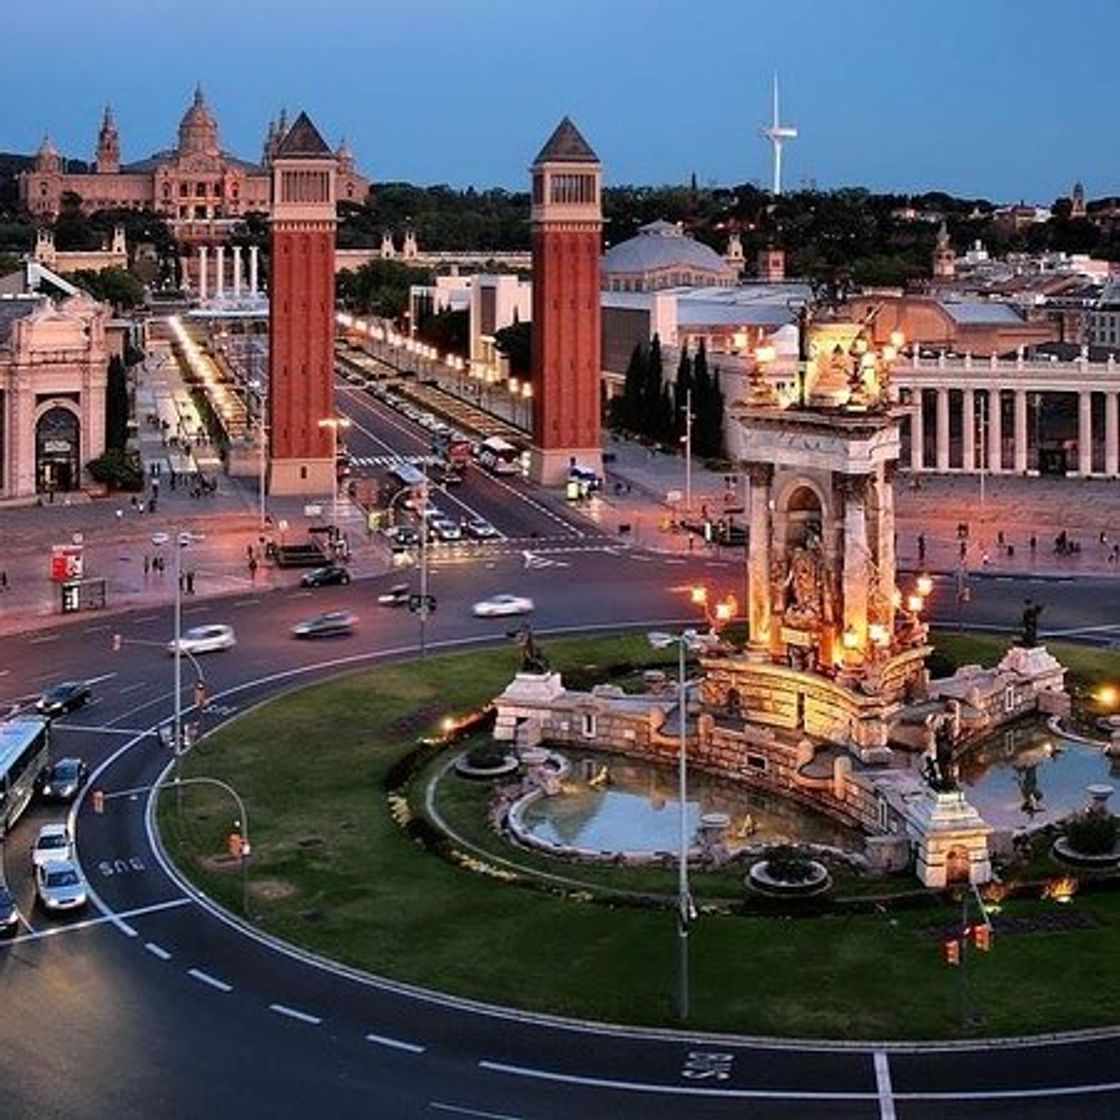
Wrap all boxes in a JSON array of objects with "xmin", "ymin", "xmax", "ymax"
[{"xmin": 1, "ymin": 546, "xmax": 1119, "ymax": 1118}]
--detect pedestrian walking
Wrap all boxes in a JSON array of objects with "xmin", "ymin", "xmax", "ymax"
[
  {"xmin": 0, "ymin": 570, "xmax": 7, "ymax": 591},
  {"xmin": 248, "ymin": 556, "xmax": 258, "ymax": 580},
  {"xmin": 917, "ymin": 533, "xmax": 926, "ymax": 563},
  {"xmin": 143, "ymin": 555, "xmax": 151, "ymax": 576}
]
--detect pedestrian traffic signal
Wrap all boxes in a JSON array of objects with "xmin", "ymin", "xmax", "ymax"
[
  {"xmin": 971, "ymin": 923, "xmax": 992, "ymax": 952},
  {"xmin": 943, "ymin": 938, "xmax": 961, "ymax": 966},
  {"xmin": 112, "ymin": 633, "xmax": 122, "ymax": 652}
]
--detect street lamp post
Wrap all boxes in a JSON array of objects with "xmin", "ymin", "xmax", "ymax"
[
  {"xmin": 318, "ymin": 416, "xmax": 351, "ymax": 531},
  {"xmin": 646, "ymin": 627, "xmax": 699, "ymax": 1021},
  {"xmin": 682, "ymin": 387, "xmax": 694, "ymax": 515}
]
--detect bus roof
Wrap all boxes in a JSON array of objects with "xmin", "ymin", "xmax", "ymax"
[
  {"xmin": 387, "ymin": 461, "xmax": 427, "ymax": 487},
  {"xmin": 479, "ymin": 435, "xmax": 518, "ymax": 451},
  {"xmin": 0, "ymin": 716, "xmax": 49, "ymax": 774}
]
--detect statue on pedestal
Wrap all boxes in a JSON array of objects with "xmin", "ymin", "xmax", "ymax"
[
  {"xmin": 514, "ymin": 625, "xmax": 550, "ymax": 675},
  {"xmin": 1019, "ymin": 599, "xmax": 1043, "ymax": 648},
  {"xmin": 922, "ymin": 714, "xmax": 960, "ymax": 793}
]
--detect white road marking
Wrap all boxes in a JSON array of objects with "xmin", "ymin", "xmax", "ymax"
[
  {"xmin": 365, "ymin": 1031, "xmax": 425, "ymax": 1054},
  {"xmin": 270, "ymin": 1003, "xmax": 321, "ymax": 1025},
  {"xmin": 145, "ymin": 941, "xmax": 172, "ymax": 960},
  {"xmin": 28, "ymin": 634, "xmax": 60, "ymax": 644},
  {"xmin": 874, "ymin": 1051, "xmax": 896, "ymax": 1120},
  {"xmin": 133, "ymin": 615, "xmax": 160, "ymax": 624},
  {"xmin": 119, "ymin": 682, "xmax": 148, "ymax": 695},
  {"xmin": 430, "ymin": 1104, "xmax": 522, "ymax": 1119},
  {"xmin": 3, "ymin": 897, "xmax": 188, "ymax": 945},
  {"xmin": 188, "ymin": 968, "xmax": 232, "ymax": 992}
]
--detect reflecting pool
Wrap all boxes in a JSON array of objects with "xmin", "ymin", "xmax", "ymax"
[
  {"xmin": 518, "ymin": 752, "xmax": 861, "ymax": 854},
  {"xmin": 959, "ymin": 722, "xmax": 1119, "ymax": 831}
]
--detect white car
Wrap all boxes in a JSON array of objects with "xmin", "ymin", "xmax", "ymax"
[
  {"xmin": 167, "ymin": 624, "xmax": 236, "ymax": 655},
  {"xmin": 35, "ymin": 858, "xmax": 88, "ymax": 912},
  {"xmin": 472, "ymin": 593, "xmax": 535, "ymax": 618},
  {"xmin": 431, "ymin": 518, "xmax": 463, "ymax": 542},
  {"xmin": 32, "ymin": 822, "xmax": 74, "ymax": 869}
]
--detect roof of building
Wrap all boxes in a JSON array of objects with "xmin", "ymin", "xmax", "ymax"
[
  {"xmin": 939, "ymin": 300, "xmax": 1025, "ymax": 325},
  {"xmin": 603, "ymin": 221, "xmax": 731, "ymax": 277},
  {"xmin": 120, "ymin": 150, "xmax": 264, "ymax": 175},
  {"xmin": 0, "ymin": 296, "xmax": 45, "ymax": 344},
  {"xmin": 533, "ymin": 117, "xmax": 598, "ymax": 165},
  {"xmin": 275, "ymin": 111, "xmax": 334, "ymax": 160},
  {"xmin": 1097, "ymin": 276, "xmax": 1120, "ymax": 307}
]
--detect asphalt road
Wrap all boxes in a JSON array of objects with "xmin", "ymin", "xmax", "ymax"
[{"xmin": 1, "ymin": 540, "xmax": 1119, "ymax": 1118}]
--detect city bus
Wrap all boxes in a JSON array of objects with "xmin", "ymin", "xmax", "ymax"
[
  {"xmin": 0, "ymin": 716, "xmax": 50, "ymax": 837},
  {"xmin": 476, "ymin": 435, "xmax": 521, "ymax": 476},
  {"xmin": 386, "ymin": 461, "xmax": 428, "ymax": 491}
]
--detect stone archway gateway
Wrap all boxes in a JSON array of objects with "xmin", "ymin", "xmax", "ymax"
[{"xmin": 36, "ymin": 405, "xmax": 80, "ymax": 493}]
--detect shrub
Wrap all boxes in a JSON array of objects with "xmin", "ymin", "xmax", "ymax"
[
  {"xmin": 1064, "ymin": 811, "xmax": 1118, "ymax": 855},
  {"xmin": 763, "ymin": 845, "xmax": 816, "ymax": 883},
  {"xmin": 465, "ymin": 743, "xmax": 509, "ymax": 770},
  {"xmin": 86, "ymin": 448, "xmax": 143, "ymax": 491}
]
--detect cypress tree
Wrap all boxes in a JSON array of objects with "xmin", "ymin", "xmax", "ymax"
[{"xmin": 105, "ymin": 354, "xmax": 129, "ymax": 451}]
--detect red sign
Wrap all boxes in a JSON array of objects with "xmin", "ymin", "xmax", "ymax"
[{"xmin": 50, "ymin": 544, "xmax": 84, "ymax": 583}]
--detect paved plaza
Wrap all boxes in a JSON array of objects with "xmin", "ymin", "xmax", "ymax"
[{"xmin": 2, "ymin": 356, "xmax": 1120, "ymax": 638}]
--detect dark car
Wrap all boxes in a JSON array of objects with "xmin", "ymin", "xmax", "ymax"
[
  {"xmin": 300, "ymin": 565, "xmax": 351, "ymax": 588},
  {"xmin": 38, "ymin": 757, "xmax": 89, "ymax": 802},
  {"xmin": 35, "ymin": 681, "xmax": 92, "ymax": 717},
  {"xmin": 384, "ymin": 525, "xmax": 420, "ymax": 548},
  {"xmin": 0, "ymin": 885, "xmax": 18, "ymax": 936}
]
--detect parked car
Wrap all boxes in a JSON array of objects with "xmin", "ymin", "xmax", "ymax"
[
  {"xmin": 167, "ymin": 624, "xmax": 236, "ymax": 655},
  {"xmin": 377, "ymin": 583, "xmax": 412, "ymax": 607},
  {"xmin": 35, "ymin": 681, "xmax": 92, "ymax": 717},
  {"xmin": 31, "ymin": 823, "xmax": 73, "ymax": 869},
  {"xmin": 35, "ymin": 859, "xmax": 88, "ymax": 913},
  {"xmin": 38, "ymin": 757, "xmax": 89, "ymax": 802},
  {"xmin": 472, "ymin": 593, "xmax": 535, "ymax": 618},
  {"xmin": 291, "ymin": 610, "xmax": 358, "ymax": 639},
  {"xmin": 0, "ymin": 885, "xmax": 18, "ymax": 935},
  {"xmin": 300, "ymin": 565, "xmax": 351, "ymax": 588}
]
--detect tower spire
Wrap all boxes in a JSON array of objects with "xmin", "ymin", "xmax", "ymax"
[{"xmin": 759, "ymin": 73, "xmax": 798, "ymax": 196}]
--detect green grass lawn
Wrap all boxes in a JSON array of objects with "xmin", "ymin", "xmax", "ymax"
[{"xmin": 157, "ymin": 630, "xmax": 1120, "ymax": 1038}]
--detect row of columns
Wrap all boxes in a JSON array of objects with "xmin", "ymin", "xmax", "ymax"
[
  {"xmin": 197, "ymin": 244, "xmax": 261, "ymax": 302},
  {"xmin": 909, "ymin": 386, "xmax": 1120, "ymax": 478}
]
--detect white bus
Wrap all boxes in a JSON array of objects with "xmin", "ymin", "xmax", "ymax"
[
  {"xmin": 0, "ymin": 716, "xmax": 50, "ymax": 836},
  {"xmin": 476, "ymin": 436, "xmax": 521, "ymax": 476}
]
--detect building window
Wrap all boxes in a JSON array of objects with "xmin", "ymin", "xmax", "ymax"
[
  {"xmin": 550, "ymin": 173, "xmax": 595, "ymax": 205},
  {"xmin": 580, "ymin": 712, "xmax": 596, "ymax": 739},
  {"xmin": 196, "ymin": 182, "xmax": 206, "ymax": 197},
  {"xmin": 179, "ymin": 183, "xmax": 189, "ymax": 197},
  {"xmin": 745, "ymin": 753, "xmax": 768, "ymax": 772}
]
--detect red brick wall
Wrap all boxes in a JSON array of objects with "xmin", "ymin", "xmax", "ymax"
[
  {"xmin": 268, "ymin": 222, "xmax": 336, "ymax": 460},
  {"xmin": 531, "ymin": 224, "xmax": 601, "ymax": 451}
]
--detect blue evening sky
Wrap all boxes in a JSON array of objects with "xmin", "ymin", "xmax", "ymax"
[{"xmin": 4, "ymin": 0, "xmax": 1117, "ymax": 203}]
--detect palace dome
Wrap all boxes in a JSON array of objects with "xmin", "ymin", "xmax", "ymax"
[
  {"xmin": 602, "ymin": 220, "xmax": 736, "ymax": 291},
  {"xmin": 178, "ymin": 85, "xmax": 220, "ymax": 156}
]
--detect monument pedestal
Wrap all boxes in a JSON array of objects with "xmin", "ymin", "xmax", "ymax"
[
  {"xmin": 493, "ymin": 672, "xmax": 566, "ymax": 741},
  {"xmin": 907, "ymin": 789, "xmax": 991, "ymax": 888}
]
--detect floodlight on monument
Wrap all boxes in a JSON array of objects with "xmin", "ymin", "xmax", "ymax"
[
  {"xmin": 890, "ymin": 329, "xmax": 906, "ymax": 350},
  {"xmin": 842, "ymin": 627, "xmax": 860, "ymax": 651},
  {"xmin": 868, "ymin": 622, "xmax": 890, "ymax": 647},
  {"xmin": 754, "ymin": 344, "xmax": 776, "ymax": 365},
  {"xmin": 690, "ymin": 585, "xmax": 708, "ymax": 608},
  {"xmin": 916, "ymin": 572, "xmax": 934, "ymax": 598},
  {"xmin": 713, "ymin": 594, "xmax": 738, "ymax": 626},
  {"xmin": 907, "ymin": 593, "xmax": 925, "ymax": 613},
  {"xmin": 1096, "ymin": 684, "xmax": 1118, "ymax": 709}
]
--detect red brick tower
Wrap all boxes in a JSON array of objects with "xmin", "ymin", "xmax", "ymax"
[
  {"xmin": 529, "ymin": 118, "xmax": 603, "ymax": 484},
  {"xmin": 267, "ymin": 111, "xmax": 338, "ymax": 496}
]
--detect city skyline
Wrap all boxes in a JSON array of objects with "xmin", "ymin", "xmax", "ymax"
[{"xmin": 2, "ymin": 0, "xmax": 1118, "ymax": 203}]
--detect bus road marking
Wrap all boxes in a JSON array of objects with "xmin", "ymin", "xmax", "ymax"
[
  {"xmin": 145, "ymin": 942, "xmax": 172, "ymax": 960},
  {"xmin": 874, "ymin": 1051, "xmax": 896, "ymax": 1120}
]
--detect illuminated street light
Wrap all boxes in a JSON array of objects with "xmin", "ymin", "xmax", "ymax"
[{"xmin": 318, "ymin": 416, "xmax": 352, "ymax": 530}]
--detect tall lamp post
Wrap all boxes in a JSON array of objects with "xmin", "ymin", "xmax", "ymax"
[
  {"xmin": 646, "ymin": 627, "xmax": 699, "ymax": 1021},
  {"xmin": 318, "ymin": 416, "xmax": 351, "ymax": 530}
]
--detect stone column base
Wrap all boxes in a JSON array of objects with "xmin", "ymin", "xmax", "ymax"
[
  {"xmin": 530, "ymin": 446, "xmax": 603, "ymax": 487},
  {"xmin": 269, "ymin": 457, "xmax": 334, "ymax": 497}
]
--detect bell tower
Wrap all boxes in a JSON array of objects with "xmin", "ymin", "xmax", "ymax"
[
  {"xmin": 529, "ymin": 117, "xmax": 603, "ymax": 485},
  {"xmin": 932, "ymin": 222, "xmax": 955, "ymax": 280},
  {"xmin": 95, "ymin": 106, "xmax": 120, "ymax": 175},
  {"xmin": 267, "ymin": 111, "xmax": 338, "ymax": 496}
]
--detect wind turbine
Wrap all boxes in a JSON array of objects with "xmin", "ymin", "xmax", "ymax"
[{"xmin": 759, "ymin": 74, "xmax": 797, "ymax": 196}]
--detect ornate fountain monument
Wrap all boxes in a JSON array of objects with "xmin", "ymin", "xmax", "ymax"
[{"xmin": 492, "ymin": 306, "xmax": 1070, "ymax": 888}]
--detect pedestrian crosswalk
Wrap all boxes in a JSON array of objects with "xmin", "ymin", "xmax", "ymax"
[{"xmin": 348, "ymin": 453, "xmax": 440, "ymax": 469}]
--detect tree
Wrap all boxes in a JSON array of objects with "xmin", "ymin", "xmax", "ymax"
[
  {"xmin": 335, "ymin": 258, "xmax": 432, "ymax": 321},
  {"xmin": 104, "ymin": 354, "xmax": 129, "ymax": 451},
  {"xmin": 71, "ymin": 267, "xmax": 145, "ymax": 310},
  {"xmin": 493, "ymin": 319, "xmax": 531, "ymax": 377}
]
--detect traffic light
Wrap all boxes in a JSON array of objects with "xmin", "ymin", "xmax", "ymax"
[
  {"xmin": 943, "ymin": 938, "xmax": 961, "ymax": 966},
  {"xmin": 112, "ymin": 633, "xmax": 122, "ymax": 652},
  {"xmin": 971, "ymin": 923, "xmax": 992, "ymax": 952}
]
